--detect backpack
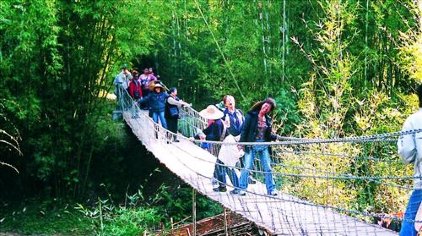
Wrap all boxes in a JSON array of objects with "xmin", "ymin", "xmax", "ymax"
[{"xmin": 220, "ymin": 120, "xmax": 228, "ymax": 141}]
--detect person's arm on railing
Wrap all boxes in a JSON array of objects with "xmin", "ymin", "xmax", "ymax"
[
  {"xmin": 167, "ymin": 96, "xmax": 191, "ymax": 108},
  {"xmin": 138, "ymin": 93, "xmax": 150, "ymax": 105}
]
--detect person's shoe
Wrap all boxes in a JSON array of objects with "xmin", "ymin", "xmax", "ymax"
[
  {"xmin": 213, "ymin": 186, "xmax": 227, "ymax": 192},
  {"xmin": 248, "ymin": 177, "xmax": 256, "ymax": 184},
  {"xmin": 238, "ymin": 190, "xmax": 246, "ymax": 196},
  {"xmin": 230, "ymin": 189, "xmax": 240, "ymax": 195},
  {"xmin": 268, "ymin": 190, "xmax": 278, "ymax": 196},
  {"xmin": 211, "ymin": 178, "xmax": 218, "ymax": 188},
  {"xmin": 174, "ymin": 139, "xmax": 180, "ymax": 142}
]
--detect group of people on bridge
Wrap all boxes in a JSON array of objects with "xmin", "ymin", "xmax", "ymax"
[
  {"xmin": 194, "ymin": 96, "xmax": 279, "ymax": 196},
  {"xmin": 113, "ymin": 64, "xmax": 279, "ymax": 197},
  {"xmin": 113, "ymin": 65, "xmax": 191, "ymax": 142},
  {"xmin": 113, "ymin": 64, "xmax": 422, "ymax": 235}
]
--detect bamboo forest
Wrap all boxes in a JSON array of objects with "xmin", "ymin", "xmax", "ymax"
[{"xmin": 2, "ymin": 0, "xmax": 422, "ymax": 235}]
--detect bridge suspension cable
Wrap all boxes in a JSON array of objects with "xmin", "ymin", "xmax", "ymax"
[{"xmin": 193, "ymin": 0, "xmax": 246, "ymax": 101}]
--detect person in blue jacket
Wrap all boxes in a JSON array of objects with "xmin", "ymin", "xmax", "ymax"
[{"xmin": 139, "ymin": 83, "xmax": 168, "ymax": 129}]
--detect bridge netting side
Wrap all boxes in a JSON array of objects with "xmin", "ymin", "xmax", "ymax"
[{"xmin": 116, "ymin": 88, "xmax": 412, "ymax": 235}]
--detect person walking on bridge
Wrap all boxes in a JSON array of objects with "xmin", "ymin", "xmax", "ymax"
[
  {"xmin": 165, "ymin": 87, "xmax": 191, "ymax": 142},
  {"xmin": 113, "ymin": 64, "xmax": 132, "ymax": 111},
  {"xmin": 217, "ymin": 95, "xmax": 244, "ymax": 192},
  {"xmin": 233, "ymin": 98, "xmax": 278, "ymax": 196},
  {"xmin": 196, "ymin": 105, "xmax": 228, "ymax": 192},
  {"xmin": 398, "ymin": 84, "xmax": 422, "ymax": 236},
  {"xmin": 139, "ymin": 83, "xmax": 168, "ymax": 129}
]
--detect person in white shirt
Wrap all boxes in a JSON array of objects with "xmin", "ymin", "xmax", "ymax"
[
  {"xmin": 398, "ymin": 84, "xmax": 422, "ymax": 236},
  {"xmin": 114, "ymin": 65, "xmax": 132, "ymax": 92},
  {"xmin": 113, "ymin": 65, "xmax": 132, "ymax": 111}
]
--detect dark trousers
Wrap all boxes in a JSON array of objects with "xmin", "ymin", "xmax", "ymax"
[
  {"xmin": 167, "ymin": 118, "xmax": 178, "ymax": 140},
  {"xmin": 140, "ymin": 89, "xmax": 150, "ymax": 110},
  {"xmin": 215, "ymin": 159, "xmax": 239, "ymax": 188}
]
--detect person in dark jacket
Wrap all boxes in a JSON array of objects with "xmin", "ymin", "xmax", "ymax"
[
  {"xmin": 196, "ymin": 105, "xmax": 228, "ymax": 192},
  {"xmin": 139, "ymin": 83, "xmax": 168, "ymax": 129},
  {"xmin": 215, "ymin": 95, "xmax": 244, "ymax": 191},
  {"xmin": 232, "ymin": 98, "xmax": 278, "ymax": 196},
  {"xmin": 196, "ymin": 105, "xmax": 226, "ymax": 145},
  {"xmin": 223, "ymin": 95, "xmax": 244, "ymax": 136},
  {"xmin": 165, "ymin": 87, "xmax": 191, "ymax": 142}
]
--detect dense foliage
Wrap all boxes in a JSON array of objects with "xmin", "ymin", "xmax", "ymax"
[{"xmin": 1, "ymin": 0, "xmax": 422, "ymax": 234}]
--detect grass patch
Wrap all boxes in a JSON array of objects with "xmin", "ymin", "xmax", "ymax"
[{"xmin": 0, "ymin": 199, "xmax": 93, "ymax": 235}]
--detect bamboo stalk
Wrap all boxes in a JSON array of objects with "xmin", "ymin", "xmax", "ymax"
[
  {"xmin": 282, "ymin": 0, "xmax": 286, "ymax": 82},
  {"xmin": 364, "ymin": 0, "xmax": 369, "ymax": 86}
]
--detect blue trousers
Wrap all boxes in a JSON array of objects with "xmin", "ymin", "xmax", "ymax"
[
  {"xmin": 400, "ymin": 189, "xmax": 422, "ymax": 236},
  {"xmin": 152, "ymin": 111, "xmax": 167, "ymax": 129},
  {"xmin": 239, "ymin": 146, "xmax": 275, "ymax": 194},
  {"xmin": 215, "ymin": 159, "xmax": 239, "ymax": 188}
]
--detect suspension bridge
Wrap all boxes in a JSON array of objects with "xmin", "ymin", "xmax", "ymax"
[{"xmin": 116, "ymin": 90, "xmax": 408, "ymax": 235}]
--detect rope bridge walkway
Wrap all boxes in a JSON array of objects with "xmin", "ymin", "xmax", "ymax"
[{"xmin": 116, "ymin": 89, "xmax": 411, "ymax": 235}]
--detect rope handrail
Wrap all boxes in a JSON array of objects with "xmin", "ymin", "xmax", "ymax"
[
  {"xmin": 168, "ymin": 139, "xmax": 411, "ymax": 229},
  {"xmin": 185, "ymin": 131, "xmax": 407, "ymax": 145},
  {"xmin": 116, "ymin": 84, "xmax": 418, "ymax": 146}
]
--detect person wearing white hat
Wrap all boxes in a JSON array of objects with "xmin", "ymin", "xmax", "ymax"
[
  {"xmin": 195, "ymin": 105, "xmax": 230, "ymax": 192},
  {"xmin": 196, "ymin": 105, "xmax": 226, "ymax": 141},
  {"xmin": 199, "ymin": 105, "xmax": 223, "ymax": 119}
]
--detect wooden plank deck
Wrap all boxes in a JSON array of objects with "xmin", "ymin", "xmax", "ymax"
[{"xmin": 124, "ymin": 110, "xmax": 397, "ymax": 236}]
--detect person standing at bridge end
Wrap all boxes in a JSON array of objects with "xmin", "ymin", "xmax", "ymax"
[
  {"xmin": 398, "ymin": 84, "xmax": 422, "ymax": 236},
  {"xmin": 233, "ymin": 98, "xmax": 278, "ymax": 196}
]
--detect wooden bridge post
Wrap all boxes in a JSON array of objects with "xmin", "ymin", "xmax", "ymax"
[
  {"xmin": 192, "ymin": 189, "xmax": 197, "ymax": 236},
  {"xmin": 224, "ymin": 208, "xmax": 228, "ymax": 236}
]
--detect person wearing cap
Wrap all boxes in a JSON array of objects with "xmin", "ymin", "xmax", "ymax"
[
  {"xmin": 232, "ymin": 98, "xmax": 278, "ymax": 196},
  {"xmin": 197, "ymin": 105, "xmax": 226, "ymax": 141},
  {"xmin": 139, "ymin": 83, "xmax": 169, "ymax": 129}
]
